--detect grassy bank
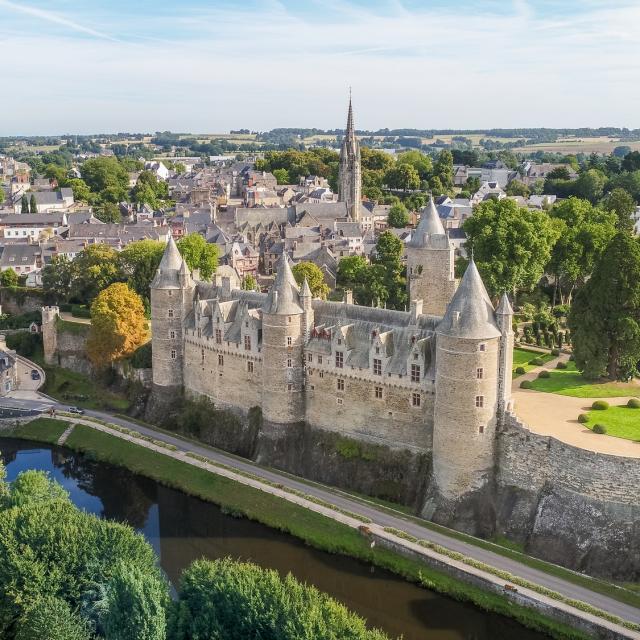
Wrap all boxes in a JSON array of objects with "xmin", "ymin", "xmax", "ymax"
[
  {"xmin": 584, "ymin": 405, "xmax": 640, "ymax": 441},
  {"xmin": 2, "ymin": 419, "xmax": 591, "ymax": 640},
  {"xmin": 513, "ymin": 348, "xmax": 555, "ymax": 376}
]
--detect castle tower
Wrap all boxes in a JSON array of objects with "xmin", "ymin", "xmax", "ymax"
[
  {"xmin": 338, "ymin": 96, "xmax": 362, "ymax": 223},
  {"xmin": 495, "ymin": 292, "xmax": 514, "ymax": 413},
  {"xmin": 41, "ymin": 305, "xmax": 60, "ymax": 365},
  {"xmin": 261, "ymin": 254, "xmax": 306, "ymax": 424},
  {"xmin": 150, "ymin": 236, "xmax": 195, "ymax": 389},
  {"xmin": 406, "ymin": 198, "xmax": 457, "ymax": 316},
  {"xmin": 299, "ymin": 276, "xmax": 314, "ymax": 341},
  {"xmin": 433, "ymin": 260, "xmax": 502, "ymax": 501}
]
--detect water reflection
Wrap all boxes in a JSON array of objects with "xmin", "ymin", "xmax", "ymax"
[{"xmin": 0, "ymin": 438, "xmax": 546, "ymax": 640}]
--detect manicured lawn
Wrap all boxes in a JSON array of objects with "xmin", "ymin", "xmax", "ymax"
[
  {"xmin": 513, "ymin": 348, "xmax": 555, "ymax": 376},
  {"xmin": 6, "ymin": 418, "xmax": 69, "ymax": 444},
  {"xmin": 585, "ymin": 406, "xmax": 640, "ymax": 442},
  {"xmin": 528, "ymin": 361, "xmax": 640, "ymax": 398}
]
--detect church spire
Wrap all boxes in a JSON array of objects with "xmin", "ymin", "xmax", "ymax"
[{"xmin": 338, "ymin": 93, "xmax": 362, "ymax": 223}]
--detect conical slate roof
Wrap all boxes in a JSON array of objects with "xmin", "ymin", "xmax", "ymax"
[
  {"xmin": 151, "ymin": 235, "xmax": 186, "ymax": 289},
  {"xmin": 263, "ymin": 254, "xmax": 303, "ymax": 315},
  {"xmin": 495, "ymin": 292, "xmax": 513, "ymax": 316},
  {"xmin": 408, "ymin": 198, "xmax": 446, "ymax": 248},
  {"xmin": 437, "ymin": 260, "xmax": 501, "ymax": 339},
  {"xmin": 299, "ymin": 276, "xmax": 312, "ymax": 298},
  {"xmin": 341, "ymin": 96, "xmax": 358, "ymax": 157}
]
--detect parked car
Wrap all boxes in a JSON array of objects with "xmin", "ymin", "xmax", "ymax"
[
  {"xmin": 68, "ymin": 406, "xmax": 85, "ymax": 415},
  {"xmin": 30, "ymin": 370, "xmax": 40, "ymax": 380}
]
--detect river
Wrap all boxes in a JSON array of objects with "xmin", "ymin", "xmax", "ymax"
[{"xmin": 0, "ymin": 437, "xmax": 548, "ymax": 640}]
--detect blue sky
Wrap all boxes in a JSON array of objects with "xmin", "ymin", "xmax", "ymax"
[{"xmin": 0, "ymin": 0, "xmax": 639, "ymax": 135}]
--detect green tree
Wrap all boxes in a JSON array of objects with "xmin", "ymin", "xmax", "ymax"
[
  {"xmin": 87, "ymin": 283, "xmax": 149, "ymax": 368},
  {"xmin": 387, "ymin": 202, "xmax": 409, "ymax": 228},
  {"xmin": 374, "ymin": 231, "xmax": 406, "ymax": 310},
  {"xmin": 66, "ymin": 178, "xmax": 91, "ymax": 203},
  {"xmin": 132, "ymin": 171, "xmax": 168, "ymax": 209},
  {"xmin": 573, "ymin": 169, "xmax": 607, "ymax": 203},
  {"xmin": 569, "ymin": 232, "xmax": 640, "ymax": 380},
  {"xmin": 44, "ymin": 163, "xmax": 68, "ymax": 185},
  {"xmin": 71, "ymin": 244, "xmax": 123, "ymax": 303},
  {"xmin": 177, "ymin": 234, "xmax": 219, "ymax": 280},
  {"xmin": 336, "ymin": 255, "xmax": 368, "ymax": 290},
  {"xmin": 621, "ymin": 150, "xmax": 640, "ymax": 172},
  {"xmin": 241, "ymin": 274, "xmax": 258, "ymax": 291},
  {"xmin": 396, "ymin": 150, "xmax": 432, "ymax": 180},
  {"xmin": 95, "ymin": 202, "xmax": 122, "ymax": 224},
  {"xmin": 548, "ymin": 198, "xmax": 617, "ymax": 302},
  {"xmin": 602, "ymin": 187, "xmax": 636, "ymax": 233},
  {"xmin": 29, "ymin": 194, "xmax": 37, "ymax": 213},
  {"xmin": 20, "ymin": 194, "xmax": 29, "ymax": 213},
  {"xmin": 505, "ymin": 179, "xmax": 530, "ymax": 198},
  {"xmin": 385, "ymin": 164, "xmax": 420, "ymax": 191},
  {"xmin": 41, "ymin": 256, "xmax": 74, "ymax": 303},
  {"xmin": 463, "ymin": 199, "xmax": 561, "ymax": 298},
  {"xmin": 291, "ymin": 261, "xmax": 329, "ymax": 299},
  {"xmin": 169, "ymin": 558, "xmax": 389, "ymax": 640},
  {"xmin": 6, "ymin": 471, "xmax": 69, "ymax": 509},
  {"xmin": 0, "ymin": 186, "xmax": 5, "ymax": 203},
  {"xmin": 272, "ymin": 168, "xmax": 290, "ymax": 184},
  {"xmin": 0, "ymin": 269, "xmax": 19, "ymax": 288},
  {"xmin": 15, "ymin": 596, "xmax": 91, "ymax": 640},
  {"xmin": 119, "ymin": 239, "xmax": 165, "ymax": 303},
  {"xmin": 433, "ymin": 149, "xmax": 454, "ymax": 189},
  {"xmin": 465, "ymin": 176, "xmax": 480, "ymax": 193},
  {"xmin": 81, "ymin": 157, "xmax": 129, "ymax": 203}
]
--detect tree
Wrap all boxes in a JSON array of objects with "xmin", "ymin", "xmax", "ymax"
[
  {"xmin": 622, "ymin": 150, "xmax": 640, "ymax": 172},
  {"xmin": 177, "ymin": 234, "xmax": 219, "ymax": 280},
  {"xmin": 387, "ymin": 202, "xmax": 409, "ymax": 228},
  {"xmin": 505, "ymin": 179, "xmax": 530, "ymax": 198},
  {"xmin": 336, "ymin": 255, "xmax": 368, "ymax": 290},
  {"xmin": 44, "ymin": 163, "xmax": 68, "ymax": 185},
  {"xmin": 374, "ymin": 231, "xmax": 406, "ymax": 310},
  {"xmin": 272, "ymin": 168, "xmax": 290, "ymax": 184},
  {"xmin": 132, "ymin": 171, "xmax": 168, "ymax": 209},
  {"xmin": 463, "ymin": 199, "xmax": 561, "ymax": 297},
  {"xmin": 87, "ymin": 283, "xmax": 149, "ymax": 368},
  {"xmin": 41, "ymin": 256, "xmax": 74, "ymax": 303},
  {"xmin": 291, "ymin": 262, "xmax": 329, "ymax": 299},
  {"xmin": 385, "ymin": 164, "xmax": 420, "ymax": 191},
  {"xmin": 433, "ymin": 149, "xmax": 454, "ymax": 189},
  {"xmin": 466, "ymin": 176, "xmax": 480, "ymax": 193},
  {"xmin": 67, "ymin": 178, "xmax": 91, "ymax": 203},
  {"xmin": 29, "ymin": 194, "xmax": 37, "ymax": 214},
  {"xmin": 241, "ymin": 274, "xmax": 258, "ymax": 291},
  {"xmin": 0, "ymin": 186, "xmax": 5, "ymax": 203},
  {"xmin": 6, "ymin": 470, "xmax": 69, "ymax": 508},
  {"xmin": 15, "ymin": 596, "xmax": 91, "ymax": 640},
  {"xmin": 20, "ymin": 194, "xmax": 29, "ymax": 213},
  {"xmin": 95, "ymin": 202, "xmax": 122, "ymax": 224},
  {"xmin": 573, "ymin": 169, "xmax": 607, "ymax": 203},
  {"xmin": 396, "ymin": 150, "xmax": 432, "ymax": 180},
  {"xmin": 0, "ymin": 269, "xmax": 19, "ymax": 288},
  {"xmin": 71, "ymin": 244, "xmax": 123, "ymax": 303},
  {"xmin": 548, "ymin": 198, "xmax": 617, "ymax": 302},
  {"xmin": 119, "ymin": 239, "xmax": 165, "ymax": 303},
  {"xmin": 169, "ymin": 558, "xmax": 389, "ymax": 640},
  {"xmin": 81, "ymin": 157, "xmax": 129, "ymax": 203},
  {"xmin": 602, "ymin": 187, "xmax": 636, "ymax": 233},
  {"xmin": 569, "ymin": 233, "xmax": 640, "ymax": 380}
]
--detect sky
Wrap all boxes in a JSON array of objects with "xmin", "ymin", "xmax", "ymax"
[{"xmin": 0, "ymin": 0, "xmax": 639, "ymax": 135}]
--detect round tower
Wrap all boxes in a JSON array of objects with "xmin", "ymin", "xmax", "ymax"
[
  {"xmin": 150, "ymin": 236, "xmax": 195, "ymax": 389},
  {"xmin": 433, "ymin": 260, "xmax": 502, "ymax": 500},
  {"xmin": 406, "ymin": 198, "xmax": 457, "ymax": 316},
  {"xmin": 261, "ymin": 254, "xmax": 306, "ymax": 424}
]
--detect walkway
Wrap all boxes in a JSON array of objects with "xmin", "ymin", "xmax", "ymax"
[
  {"xmin": 512, "ymin": 354, "xmax": 640, "ymax": 458},
  {"xmin": 59, "ymin": 312, "xmax": 90, "ymax": 325}
]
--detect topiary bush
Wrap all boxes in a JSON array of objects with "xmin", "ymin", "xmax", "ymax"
[
  {"xmin": 591, "ymin": 400, "xmax": 609, "ymax": 410},
  {"xmin": 538, "ymin": 370, "xmax": 551, "ymax": 379},
  {"xmin": 627, "ymin": 398, "xmax": 640, "ymax": 409},
  {"xmin": 577, "ymin": 414, "xmax": 589, "ymax": 424},
  {"xmin": 520, "ymin": 380, "xmax": 533, "ymax": 389},
  {"xmin": 530, "ymin": 357, "xmax": 545, "ymax": 366},
  {"xmin": 515, "ymin": 366, "xmax": 526, "ymax": 375},
  {"xmin": 556, "ymin": 361, "xmax": 568, "ymax": 370},
  {"xmin": 551, "ymin": 348, "xmax": 560, "ymax": 356},
  {"xmin": 592, "ymin": 424, "xmax": 607, "ymax": 434}
]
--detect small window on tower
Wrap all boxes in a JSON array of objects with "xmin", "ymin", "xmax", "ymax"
[
  {"xmin": 477, "ymin": 367, "xmax": 483, "ymax": 379},
  {"xmin": 337, "ymin": 378, "xmax": 344, "ymax": 391},
  {"xmin": 170, "ymin": 350, "xmax": 176, "ymax": 360},
  {"xmin": 247, "ymin": 361, "xmax": 254, "ymax": 373},
  {"xmin": 244, "ymin": 335, "xmax": 251, "ymax": 351},
  {"xmin": 168, "ymin": 309, "xmax": 174, "ymax": 318},
  {"xmin": 479, "ymin": 425, "xmax": 485, "ymax": 434},
  {"xmin": 475, "ymin": 395, "xmax": 484, "ymax": 408},
  {"xmin": 287, "ymin": 359, "xmax": 292, "ymax": 368},
  {"xmin": 287, "ymin": 336, "xmax": 292, "ymax": 346},
  {"xmin": 479, "ymin": 343, "xmax": 486, "ymax": 352},
  {"xmin": 215, "ymin": 329, "xmax": 222, "ymax": 344},
  {"xmin": 335, "ymin": 351, "xmax": 344, "ymax": 368},
  {"xmin": 373, "ymin": 359, "xmax": 382, "ymax": 376},
  {"xmin": 308, "ymin": 354, "xmax": 313, "ymax": 363},
  {"xmin": 218, "ymin": 354, "xmax": 224, "ymax": 366},
  {"xmin": 374, "ymin": 386, "xmax": 383, "ymax": 399},
  {"xmin": 412, "ymin": 392, "xmax": 421, "ymax": 407},
  {"xmin": 411, "ymin": 364, "xmax": 421, "ymax": 382},
  {"xmin": 318, "ymin": 355, "xmax": 323, "ymax": 365},
  {"xmin": 170, "ymin": 331, "xmax": 175, "ymax": 339}
]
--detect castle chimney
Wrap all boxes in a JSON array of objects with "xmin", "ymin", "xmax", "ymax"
[
  {"xmin": 410, "ymin": 299, "xmax": 423, "ymax": 324},
  {"xmin": 221, "ymin": 276, "xmax": 231, "ymax": 298},
  {"xmin": 344, "ymin": 289, "xmax": 353, "ymax": 305}
]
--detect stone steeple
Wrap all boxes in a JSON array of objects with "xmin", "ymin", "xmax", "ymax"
[{"xmin": 338, "ymin": 95, "xmax": 362, "ymax": 223}]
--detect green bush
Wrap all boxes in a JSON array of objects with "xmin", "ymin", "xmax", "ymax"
[
  {"xmin": 71, "ymin": 305, "xmax": 91, "ymax": 319},
  {"xmin": 520, "ymin": 380, "xmax": 533, "ymax": 389},
  {"xmin": 627, "ymin": 398, "xmax": 640, "ymax": 409},
  {"xmin": 577, "ymin": 414, "xmax": 589, "ymax": 424},
  {"xmin": 591, "ymin": 400, "xmax": 609, "ymax": 410},
  {"xmin": 551, "ymin": 348, "xmax": 560, "ymax": 356},
  {"xmin": 129, "ymin": 342, "xmax": 152, "ymax": 369},
  {"xmin": 5, "ymin": 332, "xmax": 42, "ymax": 357},
  {"xmin": 0, "ymin": 311, "xmax": 41, "ymax": 330},
  {"xmin": 530, "ymin": 357, "xmax": 545, "ymax": 366},
  {"xmin": 592, "ymin": 424, "xmax": 607, "ymax": 434},
  {"xmin": 556, "ymin": 361, "xmax": 568, "ymax": 370},
  {"xmin": 515, "ymin": 366, "xmax": 526, "ymax": 375},
  {"xmin": 538, "ymin": 370, "xmax": 551, "ymax": 379}
]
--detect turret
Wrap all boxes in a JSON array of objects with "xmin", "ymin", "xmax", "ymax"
[
  {"xmin": 299, "ymin": 277, "xmax": 314, "ymax": 341},
  {"xmin": 433, "ymin": 260, "xmax": 501, "ymax": 500},
  {"xmin": 406, "ymin": 198, "xmax": 457, "ymax": 316},
  {"xmin": 150, "ymin": 236, "xmax": 195, "ymax": 389},
  {"xmin": 495, "ymin": 292, "xmax": 514, "ymax": 413},
  {"xmin": 338, "ymin": 96, "xmax": 362, "ymax": 223},
  {"xmin": 261, "ymin": 254, "xmax": 306, "ymax": 424}
]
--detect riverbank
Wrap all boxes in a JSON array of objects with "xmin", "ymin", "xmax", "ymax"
[{"xmin": 3, "ymin": 417, "xmax": 636, "ymax": 640}]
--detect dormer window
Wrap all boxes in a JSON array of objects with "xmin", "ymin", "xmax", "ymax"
[
  {"xmin": 337, "ymin": 338, "xmax": 342, "ymax": 345},
  {"xmin": 375, "ymin": 346, "xmax": 380, "ymax": 355},
  {"xmin": 373, "ymin": 359, "xmax": 382, "ymax": 376},
  {"xmin": 411, "ymin": 364, "xmax": 421, "ymax": 382},
  {"xmin": 413, "ymin": 352, "xmax": 418, "ymax": 360},
  {"xmin": 335, "ymin": 351, "xmax": 343, "ymax": 368}
]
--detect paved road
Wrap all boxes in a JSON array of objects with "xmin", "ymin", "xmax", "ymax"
[{"xmin": 1, "ymin": 394, "xmax": 638, "ymax": 625}]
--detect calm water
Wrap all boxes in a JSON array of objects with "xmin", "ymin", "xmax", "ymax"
[{"xmin": 0, "ymin": 438, "xmax": 547, "ymax": 640}]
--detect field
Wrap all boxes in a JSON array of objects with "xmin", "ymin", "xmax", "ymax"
[{"xmin": 585, "ymin": 405, "xmax": 640, "ymax": 441}]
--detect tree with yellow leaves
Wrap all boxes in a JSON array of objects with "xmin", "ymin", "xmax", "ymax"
[{"xmin": 87, "ymin": 283, "xmax": 149, "ymax": 369}]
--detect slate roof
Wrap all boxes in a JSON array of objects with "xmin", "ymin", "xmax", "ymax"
[
  {"xmin": 408, "ymin": 198, "xmax": 448, "ymax": 249},
  {"xmin": 263, "ymin": 253, "xmax": 303, "ymax": 315}
]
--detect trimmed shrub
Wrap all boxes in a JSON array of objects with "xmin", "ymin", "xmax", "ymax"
[
  {"xmin": 515, "ymin": 366, "xmax": 526, "ymax": 375},
  {"xmin": 520, "ymin": 380, "xmax": 533, "ymax": 389},
  {"xmin": 592, "ymin": 424, "xmax": 607, "ymax": 434},
  {"xmin": 538, "ymin": 370, "xmax": 551, "ymax": 379},
  {"xmin": 627, "ymin": 398, "xmax": 640, "ymax": 409},
  {"xmin": 556, "ymin": 361, "xmax": 568, "ymax": 370},
  {"xmin": 530, "ymin": 357, "xmax": 545, "ymax": 366},
  {"xmin": 551, "ymin": 348, "xmax": 560, "ymax": 356},
  {"xmin": 591, "ymin": 400, "xmax": 609, "ymax": 410},
  {"xmin": 577, "ymin": 414, "xmax": 589, "ymax": 424}
]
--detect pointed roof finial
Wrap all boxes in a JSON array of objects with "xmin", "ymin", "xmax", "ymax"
[
  {"xmin": 496, "ymin": 291, "xmax": 514, "ymax": 316},
  {"xmin": 300, "ymin": 276, "xmax": 312, "ymax": 298},
  {"xmin": 408, "ymin": 196, "xmax": 446, "ymax": 248}
]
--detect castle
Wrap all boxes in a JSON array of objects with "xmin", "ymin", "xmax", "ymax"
[{"xmin": 150, "ymin": 193, "xmax": 514, "ymax": 506}]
